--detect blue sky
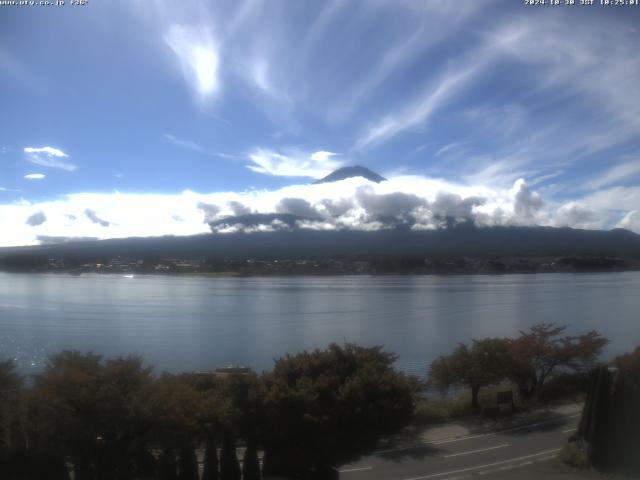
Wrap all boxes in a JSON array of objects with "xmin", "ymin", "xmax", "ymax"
[{"xmin": 1, "ymin": 0, "xmax": 640, "ymax": 246}]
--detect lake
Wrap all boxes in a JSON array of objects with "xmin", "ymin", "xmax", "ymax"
[{"xmin": 1, "ymin": 272, "xmax": 639, "ymax": 377}]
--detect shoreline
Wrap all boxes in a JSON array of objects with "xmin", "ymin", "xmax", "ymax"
[{"xmin": 2, "ymin": 265, "xmax": 639, "ymax": 277}]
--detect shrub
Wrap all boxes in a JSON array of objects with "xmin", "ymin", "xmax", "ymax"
[
  {"xmin": 536, "ymin": 372, "xmax": 589, "ymax": 403},
  {"xmin": 561, "ymin": 442, "xmax": 589, "ymax": 469}
]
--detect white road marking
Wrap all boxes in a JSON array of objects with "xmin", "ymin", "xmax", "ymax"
[
  {"xmin": 375, "ymin": 445, "xmax": 429, "ymax": 454},
  {"xmin": 401, "ymin": 448, "xmax": 563, "ymax": 480},
  {"xmin": 438, "ymin": 454, "xmax": 562, "ymax": 479},
  {"xmin": 443, "ymin": 443, "xmax": 509, "ymax": 458},
  {"xmin": 339, "ymin": 466, "xmax": 373, "ymax": 473},
  {"xmin": 432, "ymin": 432, "xmax": 490, "ymax": 446},
  {"xmin": 562, "ymin": 427, "xmax": 577, "ymax": 433},
  {"xmin": 430, "ymin": 413, "xmax": 581, "ymax": 446}
]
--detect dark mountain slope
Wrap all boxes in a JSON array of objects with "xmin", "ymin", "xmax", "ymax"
[
  {"xmin": 314, "ymin": 166, "xmax": 387, "ymax": 184},
  {"xmin": 2, "ymin": 225, "xmax": 640, "ymax": 262}
]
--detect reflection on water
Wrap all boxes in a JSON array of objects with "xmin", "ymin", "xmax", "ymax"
[{"xmin": 1, "ymin": 272, "xmax": 639, "ymax": 376}]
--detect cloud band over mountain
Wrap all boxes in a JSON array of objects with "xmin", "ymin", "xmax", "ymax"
[{"xmin": 0, "ymin": 172, "xmax": 636, "ymax": 248}]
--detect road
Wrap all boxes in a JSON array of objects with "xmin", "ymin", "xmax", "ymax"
[{"xmin": 338, "ymin": 412, "xmax": 581, "ymax": 480}]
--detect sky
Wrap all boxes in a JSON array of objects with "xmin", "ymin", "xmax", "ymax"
[{"xmin": 1, "ymin": 0, "xmax": 640, "ymax": 247}]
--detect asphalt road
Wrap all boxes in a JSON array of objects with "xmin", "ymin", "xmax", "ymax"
[{"xmin": 338, "ymin": 412, "xmax": 582, "ymax": 480}]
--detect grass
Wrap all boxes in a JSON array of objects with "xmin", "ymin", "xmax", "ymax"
[
  {"xmin": 560, "ymin": 442, "xmax": 590, "ymax": 469},
  {"xmin": 413, "ymin": 376, "xmax": 587, "ymax": 426},
  {"xmin": 413, "ymin": 387, "xmax": 515, "ymax": 424}
]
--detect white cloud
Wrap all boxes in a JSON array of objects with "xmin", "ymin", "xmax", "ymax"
[
  {"xmin": 228, "ymin": 200, "xmax": 252, "ymax": 216},
  {"xmin": 578, "ymin": 186, "xmax": 640, "ymax": 213},
  {"xmin": 24, "ymin": 174, "xmax": 46, "ymax": 180},
  {"xmin": 328, "ymin": 1, "xmax": 487, "ymax": 122},
  {"xmin": 354, "ymin": 46, "xmax": 496, "ymax": 150},
  {"xmin": 434, "ymin": 142, "xmax": 463, "ymax": 158},
  {"xmin": 352, "ymin": 21, "xmax": 539, "ymax": 150},
  {"xmin": 247, "ymin": 149, "xmax": 344, "ymax": 178},
  {"xmin": 512, "ymin": 179, "xmax": 544, "ymax": 224},
  {"xmin": 196, "ymin": 202, "xmax": 220, "ymax": 222},
  {"xmin": 618, "ymin": 210, "xmax": 640, "ymax": 232},
  {"xmin": 163, "ymin": 133, "xmax": 207, "ymax": 153},
  {"xmin": 0, "ymin": 46, "xmax": 41, "ymax": 92},
  {"xmin": 163, "ymin": 133, "xmax": 238, "ymax": 160},
  {"xmin": 84, "ymin": 209, "xmax": 110, "ymax": 227},
  {"xmin": 487, "ymin": 16, "xmax": 640, "ymax": 154},
  {"xmin": 580, "ymin": 160, "xmax": 640, "ymax": 191},
  {"xmin": 23, "ymin": 146, "xmax": 76, "ymax": 172},
  {"xmin": 276, "ymin": 197, "xmax": 321, "ymax": 219},
  {"xmin": 303, "ymin": 0, "xmax": 344, "ymax": 51},
  {"xmin": 25, "ymin": 211, "xmax": 47, "ymax": 227},
  {"xmin": 164, "ymin": 25, "xmax": 220, "ymax": 103},
  {"xmin": 3, "ymin": 172, "xmax": 636, "ymax": 248},
  {"xmin": 249, "ymin": 58, "xmax": 271, "ymax": 93},
  {"xmin": 554, "ymin": 202, "xmax": 602, "ymax": 230},
  {"xmin": 225, "ymin": 0, "xmax": 264, "ymax": 37},
  {"xmin": 310, "ymin": 151, "xmax": 339, "ymax": 163},
  {"xmin": 24, "ymin": 146, "xmax": 66, "ymax": 157}
]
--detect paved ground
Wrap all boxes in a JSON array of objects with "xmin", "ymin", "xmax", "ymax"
[
  {"xmin": 338, "ymin": 404, "xmax": 592, "ymax": 480},
  {"xmin": 478, "ymin": 458, "xmax": 632, "ymax": 480}
]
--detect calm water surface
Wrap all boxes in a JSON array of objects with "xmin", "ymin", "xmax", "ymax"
[{"xmin": 1, "ymin": 272, "xmax": 639, "ymax": 376}]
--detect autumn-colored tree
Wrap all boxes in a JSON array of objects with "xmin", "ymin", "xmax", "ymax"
[
  {"xmin": 217, "ymin": 372, "xmax": 265, "ymax": 464},
  {"xmin": 201, "ymin": 433, "xmax": 219, "ymax": 480},
  {"xmin": 219, "ymin": 430, "xmax": 241, "ymax": 480},
  {"xmin": 158, "ymin": 448, "xmax": 179, "ymax": 480},
  {"xmin": 242, "ymin": 441, "xmax": 261, "ymax": 480},
  {"xmin": 0, "ymin": 360, "xmax": 24, "ymax": 478},
  {"xmin": 29, "ymin": 351, "xmax": 103, "ymax": 479},
  {"xmin": 177, "ymin": 444, "xmax": 199, "ymax": 480},
  {"xmin": 614, "ymin": 346, "xmax": 640, "ymax": 385},
  {"xmin": 507, "ymin": 323, "xmax": 608, "ymax": 399},
  {"xmin": 262, "ymin": 343, "xmax": 417, "ymax": 478},
  {"xmin": 429, "ymin": 338, "xmax": 511, "ymax": 410},
  {"xmin": 139, "ymin": 372, "xmax": 206, "ymax": 478},
  {"xmin": 27, "ymin": 351, "xmax": 156, "ymax": 479}
]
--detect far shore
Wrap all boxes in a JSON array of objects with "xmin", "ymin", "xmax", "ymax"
[{"xmin": 2, "ymin": 254, "xmax": 640, "ymax": 276}]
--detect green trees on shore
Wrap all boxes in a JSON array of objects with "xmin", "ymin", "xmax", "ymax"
[
  {"xmin": 0, "ymin": 343, "xmax": 417, "ymax": 480},
  {"xmin": 1, "ymin": 331, "xmax": 630, "ymax": 479},
  {"xmin": 261, "ymin": 344, "xmax": 417, "ymax": 478},
  {"xmin": 429, "ymin": 323, "xmax": 609, "ymax": 408},
  {"xmin": 429, "ymin": 338, "xmax": 512, "ymax": 411}
]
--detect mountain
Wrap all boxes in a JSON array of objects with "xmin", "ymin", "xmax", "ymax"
[
  {"xmin": 314, "ymin": 166, "xmax": 387, "ymax": 184},
  {"xmin": 211, "ymin": 213, "xmax": 305, "ymax": 229},
  {"xmin": 2, "ymin": 225, "xmax": 640, "ymax": 264}
]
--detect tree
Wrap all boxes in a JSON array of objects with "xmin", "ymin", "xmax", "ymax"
[
  {"xmin": 201, "ymin": 433, "xmax": 219, "ymax": 480},
  {"xmin": 429, "ymin": 338, "xmax": 511, "ymax": 411},
  {"xmin": 507, "ymin": 323, "xmax": 608, "ymax": 399},
  {"xmin": 219, "ymin": 430, "xmax": 241, "ymax": 480},
  {"xmin": 177, "ymin": 445, "xmax": 199, "ymax": 480},
  {"xmin": 158, "ymin": 448, "xmax": 179, "ymax": 480},
  {"xmin": 29, "ymin": 351, "xmax": 103, "ymax": 479},
  {"xmin": 139, "ymin": 373, "xmax": 206, "ymax": 478},
  {"xmin": 261, "ymin": 343, "xmax": 417, "ymax": 477},
  {"xmin": 217, "ymin": 372, "xmax": 265, "ymax": 459},
  {"xmin": 242, "ymin": 441, "xmax": 261, "ymax": 480},
  {"xmin": 613, "ymin": 346, "xmax": 640, "ymax": 385},
  {"xmin": 28, "ymin": 351, "xmax": 156, "ymax": 480},
  {"xmin": 0, "ymin": 360, "xmax": 24, "ymax": 478},
  {"xmin": 573, "ymin": 347, "xmax": 640, "ymax": 474}
]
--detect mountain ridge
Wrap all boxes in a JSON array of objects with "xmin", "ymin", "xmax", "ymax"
[
  {"xmin": 2, "ymin": 225, "xmax": 640, "ymax": 263},
  {"xmin": 314, "ymin": 166, "xmax": 387, "ymax": 184}
]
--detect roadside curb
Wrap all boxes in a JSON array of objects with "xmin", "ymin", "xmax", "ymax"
[{"xmin": 375, "ymin": 403, "xmax": 583, "ymax": 455}]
